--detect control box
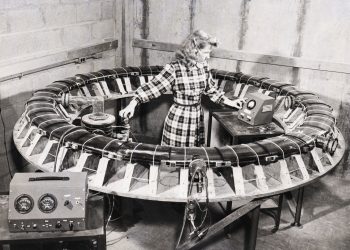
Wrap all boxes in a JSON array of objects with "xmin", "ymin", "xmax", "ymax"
[
  {"xmin": 8, "ymin": 172, "xmax": 87, "ymax": 232},
  {"xmin": 238, "ymin": 92, "xmax": 275, "ymax": 126}
]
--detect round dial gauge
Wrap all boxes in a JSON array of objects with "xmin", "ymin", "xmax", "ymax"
[
  {"xmin": 247, "ymin": 100, "xmax": 256, "ymax": 110},
  {"xmin": 15, "ymin": 194, "xmax": 34, "ymax": 214},
  {"xmin": 38, "ymin": 194, "xmax": 57, "ymax": 213}
]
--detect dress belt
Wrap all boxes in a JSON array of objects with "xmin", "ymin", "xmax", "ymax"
[{"xmin": 173, "ymin": 100, "xmax": 201, "ymax": 107}]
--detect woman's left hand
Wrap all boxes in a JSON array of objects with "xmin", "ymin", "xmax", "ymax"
[{"xmin": 222, "ymin": 97, "xmax": 246, "ymax": 109}]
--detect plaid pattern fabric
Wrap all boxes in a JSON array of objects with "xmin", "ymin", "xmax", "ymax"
[{"xmin": 133, "ymin": 60, "xmax": 224, "ymax": 147}]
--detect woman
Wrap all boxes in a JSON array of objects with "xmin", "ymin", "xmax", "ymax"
[{"xmin": 119, "ymin": 30, "xmax": 245, "ymax": 147}]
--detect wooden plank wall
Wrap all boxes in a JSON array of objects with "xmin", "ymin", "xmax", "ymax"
[
  {"xmin": 122, "ymin": 0, "xmax": 349, "ymax": 177},
  {"xmin": 0, "ymin": 0, "xmax": 123, "ymax": 192}
]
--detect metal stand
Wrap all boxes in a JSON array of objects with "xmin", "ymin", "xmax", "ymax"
[
  {"xmin": 260, "ymin": 195, "xmax": 284, "ymax": 233},
  {"xmin": 175, "ymin": 199, "xmax": 266, "ymax": 250},
  {"xmin": 245, "ymin": 205, "xmax": 260, "ymax": 250},
  {"xmin": 291, "ymin": 187, "xmax": 305, "ymax": 227}
]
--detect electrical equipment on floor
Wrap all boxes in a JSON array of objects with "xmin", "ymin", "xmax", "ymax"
[
  {"xmin": 8, "ymin": 172, "xmax": 87, "ymax": 232},
  {"xmin": 238, "ymin": 92, "xmax": 275, "ymax": 125}
]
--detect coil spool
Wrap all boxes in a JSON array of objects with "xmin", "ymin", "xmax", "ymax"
[
  {"xmin": 81, "ymin": 113, "xmax": 115, "ymax": 136},
  {"xmin": 284, "ymin": 95, "xmax": 295, "ymax": 110},
  {"xmin": 324, "ymin": 136, "xmax": 338, "ymax": 156}
]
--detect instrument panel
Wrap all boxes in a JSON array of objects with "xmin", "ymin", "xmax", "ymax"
[
  {"xmin": 14, "ymin": 194, "xmax": 34, "ymax": 214},
  {"xmin": 8, "ymin": 172, "xmax": 87, "ymax": 232},
  {"xmin": 38, "ymin": 194, "xmax": 57, "ymax": 213}
]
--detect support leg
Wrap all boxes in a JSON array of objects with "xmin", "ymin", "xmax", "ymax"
[
  {"xmin": 176, "ymin": 199, "xmax": 265, "ymax": 250},
  {"xmin": 245, "ymin": 205, "xmax": 260, "ymax": 250},
  {"xmin": 271, "ymin": 194, "xmax": 284, "ymax": 233},
  {"xmin": 291, "ymin": 187, "xmax": 304, "ymax": 227},
  {"xmin": 224, "ymin": 201, "xmax": 233, "ymax": 237},
  {"xmin": 207, "ymin": 111, "xmax": 213, "ymax": 147},
  {"xmin": 96, "ymin": 235, "xmax": 107, "ymax": 250}
]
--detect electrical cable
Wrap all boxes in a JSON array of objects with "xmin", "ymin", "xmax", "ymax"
[
  {"xmin": 105, "ymin": 194, "xmax": 115, "ymax": 228},
  {"xmin": 177, "ymin": 159, "xmax": 211, "ymax": 247},
  {"xmin": 0, "ymin": 107, "xmax": 13, "ymax": 178}
]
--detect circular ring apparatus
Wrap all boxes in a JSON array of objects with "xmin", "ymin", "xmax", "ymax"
[{"xmin": 13, "ymin": 66, "xmax": 346, "ymax": 202}]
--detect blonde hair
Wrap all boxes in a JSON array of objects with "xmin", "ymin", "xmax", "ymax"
[{"xmin": 175, "ymin": 30, "xmax": 218, "ymax": 64}]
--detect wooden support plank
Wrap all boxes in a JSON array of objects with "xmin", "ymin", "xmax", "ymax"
[
  {"xmin": 239, "ymin": 84, "xmax": 250, "ymax": 99},
  {"xmin": 77, "ymin": 89, "xmax": 84, "ymax": 96},
  {"xmin": 16, "ymin": 119, "xmax": 28, "ymax": 139},
  {"xmin": 81, "ymin": 86, "xmax": 92, "ymax": 97},
  {"xmin": 293, "ymin": 155, "xmax": 310, "ymax": 180},
  {"xmin": 42, "ymin": 162, "xmax": 54, "ymax": 172},
  {"xmin": 233, "ymin": 83, "xmax": 242, "ymax": 97},
  {"xmin": 57, "ymin": 104, "xmax": 69, "ymax": 119},
  {"xmin": 115, "ymin": 78, "xmax": 127, "ymax": 94},
  {"xmin": 38, "ymin": 140, "xmax": 55, "ymax": 165},
  {"xmin": 19, "ymin": 126, "xmax": 36, "ymax": 148},
  {"xmin": 130, "ymin": 164, "xmax": 148, "ymax": 188},
  {"xmin": 218, "ymin": 79, "xmax": 226, "ymax": 92},
  {"xmin": 56, "ymin": 146, "xmax": 68, "ymax": 170},
  {"xmin": 90, "ymin": 157, "xmax": 110, "ymax": 187},
  {"xmin": 69, "ymin": 152, "xmax": 92, "ymax": 172},
  {"xmin": 326, "ymin": 153, "xmax": 336, "ymax": 166},
  {"xmin": 310, "ymin": 149, "xmax": 325, "ymax": 173},
  {"xmin": 123, "ymin": 77, "xmax": 133, "ymax": 92},
  {"xmin": 25, "ymin": 133, "xmax": 42, "ymax": 156},
  {"xmin": 254, "ymin": 165, "xmax": 269, "ymax": 191},
  {"xmin": 284, "ymin": 107, "xmax": 302, "ymax": 123},
  {"xmin": 288, "ymin": 113, "xmax": 305, "ymax": 129},
  {"xmin": 93, "ymin": 82, "xmax": 105, "ymax": 96},
  {"xmin": 120, "ymin": 162, "xmax": 136, "ymax": 192},
  {"xmin": 179, "ymin": 168, "xmax": 189, "ymax": 198},
  {"xmin": 283, "ymin": 108, "xmax": 293, "ymax": 120},
  {"xmin": 264, "ymin": 90, "xmax": 271, "ymax": 96},
  {"xmin": 149, "ymin": 164, "xmax": 160, "ymax": 195},
  {"xmin": 206, "ymin": 168, "xmax": 216, "ymax": 198},
  {"xmin": 232, "ymin": 166, "xmax": 245, "ymax": 196},
  {"xmin": 133, "ymin": 39, "xmax": 350, "ymax": 75},
  {"xmin": 100, "ymin": 80, "xmax": 112, "ymax": 97},
  {"xmin": 279, "ymin": 160, "xmax": 292, "ymax": 186},
  {"xmin": 139, "ymin": 76, "xmax": 146, "ymax": 85}
]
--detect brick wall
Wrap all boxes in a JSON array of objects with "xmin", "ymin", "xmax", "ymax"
[{"xmin": 0, "ymin": 0, "xmax": 122, "ymax": 192}]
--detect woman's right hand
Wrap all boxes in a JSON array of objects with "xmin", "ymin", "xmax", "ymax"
[{"xmin": 119, "ymin": 99, "xmax": 138, "ymax": 118}]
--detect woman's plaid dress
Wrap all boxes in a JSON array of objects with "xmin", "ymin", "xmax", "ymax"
[{"xmin": 133, "ymin": 60, "xmax": 225, "ymax": 147}]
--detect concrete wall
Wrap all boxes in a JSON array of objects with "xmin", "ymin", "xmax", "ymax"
[
  {"xmin": 1, "ymin": 0, "xmax": 349, "ymax": 192},
  {"xmin": 0, "ymin": 0, "xmax": 122, "ymax": 191},
  {"xmin": 128, "ymin": 0, "xmax": 350, "ymax": 177}
]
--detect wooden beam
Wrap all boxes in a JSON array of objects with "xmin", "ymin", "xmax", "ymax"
[
  {"xmin": 67, "ymin": 40, "xmax": 118, "ymax": 60},
  {"xmin": 176, "ymin": 199, "xmax": 266, "ymax": 250},
  {"xmin": 133, "ymin": 38, "xmax": 350, "ymax": 74},
  {"xmin": 0, "ymin": 40, "xmax": 118, "ymax": 83},
  {"xmin": 123, "ymin": 0, "xmax": 135, "ymax": 66}
]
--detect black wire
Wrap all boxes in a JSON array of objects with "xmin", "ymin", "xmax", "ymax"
[
  {"xmin": 177, "ymin": 163, "xmax": 211, "ymax": 245},
  {"xmin": 0, "ymin": 107, "xmax": 13, "ymax": 178}
]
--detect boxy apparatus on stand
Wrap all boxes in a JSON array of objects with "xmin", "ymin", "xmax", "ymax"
[{"xmin": 8, "ymin": 172, "xmax": 87, "ymax": 232}]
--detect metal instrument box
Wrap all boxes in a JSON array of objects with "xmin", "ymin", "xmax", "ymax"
[
  {"xmin": 8, "ymin": 172, "xmax": 87, "ymax": 232},
  {"xmin": 238, "ymin": 92, "xmax": 275, "ymax": 126}
]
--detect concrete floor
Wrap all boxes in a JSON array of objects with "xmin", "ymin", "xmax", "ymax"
[
  {"xmin": 5, "ymin": 173, "xmax": 349, "ymax": 250},
  {"xmin": 105, "ymin": 174, "xmax": 350, "ymax": 250}
]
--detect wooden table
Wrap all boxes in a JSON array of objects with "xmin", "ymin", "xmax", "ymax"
[
  {"xmin": 207, "ymin": 110, "xmax": 284, "ymax": 146},
  {"xmin": 0, "ymin": 194, "xmax": 106, "ymax": 250},
  {"xmin": 206, "ymin": 109, "xmax": 304, "ymax": 242}
]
